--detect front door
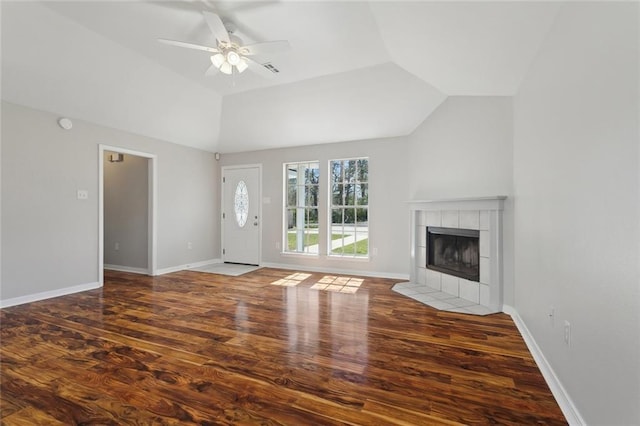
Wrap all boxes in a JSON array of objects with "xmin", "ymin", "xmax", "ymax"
[{"xmin": 222, "ymin": 166, "xmax": 260, "ymax": 265}]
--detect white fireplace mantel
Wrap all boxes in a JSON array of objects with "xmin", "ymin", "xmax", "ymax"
[
  {"xmin": 398, "ymin": 196, "xmax": 507, "ymax": 314},
  {"xmin": 409, "ymin": 196, "xmax": 506, "ymax": 212}
]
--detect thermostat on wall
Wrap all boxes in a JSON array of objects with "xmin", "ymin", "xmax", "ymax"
[{"xmin": 58, "ymin": 117, "xmax": 73, "ymax": 130}]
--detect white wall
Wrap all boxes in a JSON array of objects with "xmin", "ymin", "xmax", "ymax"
[
  {"xmin": 407, "ymin": 96, "xmax": 515, "ymax": 306},
  {"xmin": 513, "ymin": 3, "xmax": 639, "ymax": 424},
  {"xmin": 1, "ymin": 102, "xmax": 219, "ymax": 302},
  {"xmin": 1, "ymin": 2, "xmax": 223, "ymax": 153},
  {"xmin": 218, "ymin": 97, "xmax": 514, "ymax": 288},
  {"xmin": 104, "ymin": 151, "xmax": 148, "ymax": 269},
  {"xmin": 220, "ymin": 137, "xmax": 410, "ymax": 278},
  {"xmin": 407, "ymin": 97, "xmax": 514, "ymax": 201}
]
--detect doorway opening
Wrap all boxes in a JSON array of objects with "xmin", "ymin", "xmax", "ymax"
[{"xmin": 98, "ymin": 145, "xmax": 157, "ymax": 284}]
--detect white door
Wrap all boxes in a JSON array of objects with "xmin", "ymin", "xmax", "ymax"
[{"xmin": 222, "ymin": 166, "xmax": 261, "ymax": 265}]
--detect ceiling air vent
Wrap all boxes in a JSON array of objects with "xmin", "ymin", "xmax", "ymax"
[{"xmin": 262, "ymin": 63, "xmax": 280, "ymax": 73}]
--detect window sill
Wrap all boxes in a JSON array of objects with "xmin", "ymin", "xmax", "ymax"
[
  {"xmin": 280, "ymin": 252, "xmax": 320, "ymax": 258},
  {"xmin": 327, "ymin": 255, "xmax": 370, "ymax": 262},
  {"xmin": 279, "ymin": 252, "xmax": 371, "ymax": 262}
]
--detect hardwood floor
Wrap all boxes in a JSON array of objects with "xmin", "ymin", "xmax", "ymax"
[{"xmin": 1, "ymin": 268, "xmax": 566, "ymax": 425}]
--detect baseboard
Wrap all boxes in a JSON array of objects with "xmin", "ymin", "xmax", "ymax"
[
  {"xmin": 0, "ymin": 281, "xmax": 102, "ymax": 309},
  {"xmin": 503, "ymin": 305, "xmax": 586, "ymax": 426},
  {"xmin": 155, "ymin": 258, "xmax": 221, "ymax": 276},
  {"xmin": 104, "ymin": 264, "xmax": 149, "ymax": 275},
  {"xmin": 260, "ymin": 262, "xmax": 410, "ymax": 280}
]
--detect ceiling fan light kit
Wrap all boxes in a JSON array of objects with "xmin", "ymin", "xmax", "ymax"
[
  {"xmin": 235, "ymin": 59, "xmax": 248, "ymax": 73},
  {"xmin": 211, "ymin": 53, "xmax": 225, "ymax": 68},
  {"xmin": 226, "ymin": 51, "xmax": 240, "ymax": 66},
  {"xmin": 159, "ymin": 11, "xmax": 290, "ymax": 78},
  {"xmin": 219, "ymin": 61, "xmax": 233, "ymax": 75},
  {"xmin": 211, "ymin": 48, "xmax": 249, "ymax": 75}
]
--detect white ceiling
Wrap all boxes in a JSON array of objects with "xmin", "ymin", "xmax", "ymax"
[{"xmin": 1, "ymin": 1, "xmax": 560, "ymax": 153}]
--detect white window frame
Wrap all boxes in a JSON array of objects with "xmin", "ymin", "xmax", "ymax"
[
  {"xmin": 328, "ymin": 157, "xmax": 369, "ymax": 259},
  {"xmin": 282, "ymin": 161, "xmax": 320, "ymax": 255}
]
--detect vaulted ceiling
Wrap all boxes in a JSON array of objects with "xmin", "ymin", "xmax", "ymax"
[{"xmin": 1, "ymin": 1, "xmax": 560, "ymax": 153}]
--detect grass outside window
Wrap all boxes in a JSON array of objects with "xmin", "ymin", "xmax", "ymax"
[
  {"xmin": 287, "ymin": 232, "xmax": 343, "ymax": 251},
  {"xmin": 332, "ymin": 239, "xmax": 369, "ymax": 256}
]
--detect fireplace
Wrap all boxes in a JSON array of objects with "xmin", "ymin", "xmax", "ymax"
[
  {"xmin": 427, "ymin": 227, "xmax": 480, "ymax": 282},
  {"xmin": 405, "ymin": 197, "xmax": 505, "ymax": 313}
]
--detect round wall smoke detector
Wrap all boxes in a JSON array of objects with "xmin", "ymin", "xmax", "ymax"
[{"xmin": 58, "ymin": 117, "xmax": 73, "ymax": 130}]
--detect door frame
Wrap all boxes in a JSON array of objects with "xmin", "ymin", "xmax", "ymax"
[
  {"xmin": 98, "ymin": 144, "xmax": 158, "ymax": 285},
  {"xmin": 221, "ymin": 164, "xmax": 262, "ymax": 265}
]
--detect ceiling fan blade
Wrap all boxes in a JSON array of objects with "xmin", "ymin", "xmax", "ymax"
[
  {"xmin": 241, "ymin": 40, "xmax": 291, "ymax": 56},
  {"xmin": 205, "ymin": 64, "xmax": 219, "ymax": 76},
  {"xmin": 202, "ymin": 11, "xmax": 230, "ymax": 45},
  {"xmin": 158, "ymin": 38, "xmax": 219, "ymax": 54},
  {"xmin": 245, "ymin": 57, "xmax": 277, "ymax": 79}
]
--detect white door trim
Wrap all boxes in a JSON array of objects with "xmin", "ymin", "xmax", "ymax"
[
  {"xmin": 221, "ymin": 164, "xmax": 262, "ymax": 265},
  {"xmin": 98, "ymin": 144, "xmax": 158, "ymax": 285}
]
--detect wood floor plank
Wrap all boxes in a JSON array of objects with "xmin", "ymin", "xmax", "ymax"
[
  {"xmin": 1, "ymin": 406, "xmax": 69, "ymax": 426},
  {"xmin": 0, "ymin": 268, "xmax": 567, "ymax": 424}
]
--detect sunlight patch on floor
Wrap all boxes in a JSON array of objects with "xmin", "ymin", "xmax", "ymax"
[
  {"xmin": 271, "ymin": 273, "xmax": 312, "ymax": 287},
  {"xmin": 310, "ymin": 276, "xmax": 364, "ymax": 293}
]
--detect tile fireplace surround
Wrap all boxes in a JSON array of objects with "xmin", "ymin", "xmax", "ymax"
[{"xmin": 394, "ymin": 197, "xmax": 506, "ymax": 315}]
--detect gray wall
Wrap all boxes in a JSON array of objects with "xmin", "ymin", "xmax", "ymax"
[
  {"xmin": 407, "ymin": 96, "xmax": 515, "ymax": 306},
  {"xmin": 1, "ymin": 102, "xmax": 219, "ymax": 301},
  {"xmin": 104, "ymin": 151, "xmax": 148, "ymax": 269},
  {"xmin": 513, "ymin": 3, "xmax": 639, "ymax": 424},
  {"xmin": 220, "ymin": 137, "xmax": 410, "ymax": 277},
  {"xmin": 2, "ymin": 103, "xmax": 98, "ymax": 299}
]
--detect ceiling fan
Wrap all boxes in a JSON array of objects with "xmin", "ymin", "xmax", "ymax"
[{"xmin": 159, "ymin": 11, "xmax": 290, "ymax": 77}]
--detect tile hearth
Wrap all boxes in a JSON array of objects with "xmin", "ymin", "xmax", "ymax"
[{"xmin": 392, "ymin": 281, "xmax": 495, "ymax": 315}]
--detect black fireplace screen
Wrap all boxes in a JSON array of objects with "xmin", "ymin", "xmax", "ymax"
[{"xmin": 426, "ymin": 227, "xmax": 480, "ymax": 282}]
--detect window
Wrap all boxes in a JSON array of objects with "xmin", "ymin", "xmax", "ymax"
[
  {"xmin": 330, "ymin": 158, "xmax": 369, "ymax": 257},
  {"xmin": 234, "ymin": 180, "xmax": 249, "ymax": 227},
  {"xmin": 284, "ymin": 162, "xmax": 320, "ymax": 254}
]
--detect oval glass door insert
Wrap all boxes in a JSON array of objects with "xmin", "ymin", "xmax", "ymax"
[{"xmin": 234, "ymin": 180, "xmax": 249, "ymax": 227}]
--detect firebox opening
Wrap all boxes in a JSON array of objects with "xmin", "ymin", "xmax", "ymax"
[{"xmin": 426, "ymin": 227, "xmax": 480, "ymax": 282}]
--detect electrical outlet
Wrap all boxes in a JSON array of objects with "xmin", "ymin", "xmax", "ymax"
[
  {"xmin": 275, "ymin": 241, "xmax": 280, "ymax": 250},
  {"xmin": 114, "ymin": 242, "xmax": 119, "ymax": 251},
  {"xmin": 564, "ymin": 320, "xmax": 571, "ymax": 346},
  {"xmin": 187, "ymin": 242, "xmax": 192, "ymax": 250},
  {"xmin": 372, "ymin": 247, "xmax": 378, "ymax": 256}
]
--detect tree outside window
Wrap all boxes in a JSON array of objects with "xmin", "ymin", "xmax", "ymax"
[
  {"xmin": 330, "ymin": 158, "xmax": 369, "ymax": 257},
  {"xmin": 284, "ymin": 162, "xmax": 320, "ymax": 254}
]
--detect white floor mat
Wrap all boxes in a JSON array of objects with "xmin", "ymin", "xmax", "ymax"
[{"xmin": 189, "ymin": 263, "xmax": 260, "ymax": 276}]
